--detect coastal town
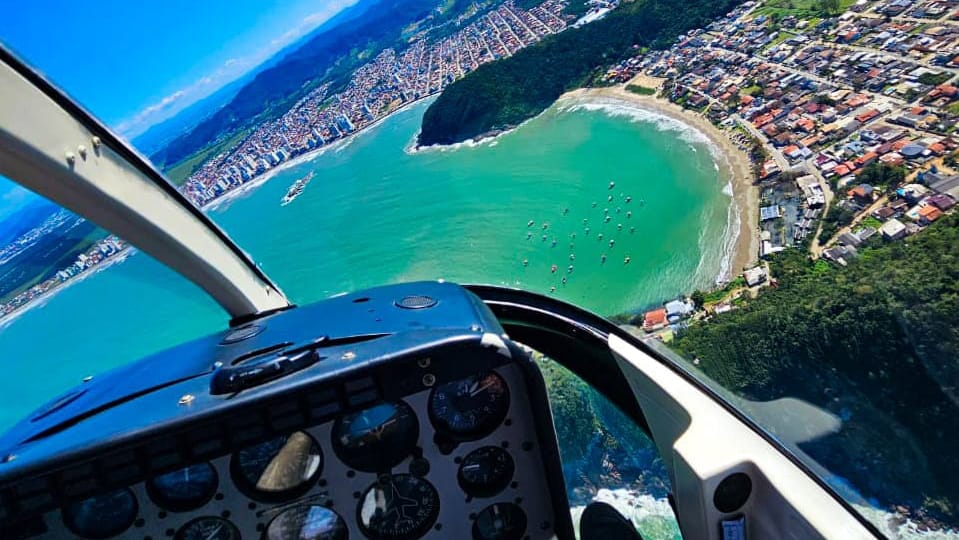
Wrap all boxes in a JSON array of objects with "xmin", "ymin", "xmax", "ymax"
[
  {"xmin": 6, "ymin": 0, "xmax": 959, "ymax": 326},
  {"xmin": 606, "ymin": 0, "xmax": 959, "ymax": 338}
]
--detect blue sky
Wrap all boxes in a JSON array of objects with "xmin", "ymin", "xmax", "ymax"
[{"xmin": 0, "ymin": 0, "xmax": 357, "ymax": 222}]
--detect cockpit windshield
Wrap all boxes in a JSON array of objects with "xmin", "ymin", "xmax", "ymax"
[{"xmin": 2, "ymin": 0, "xmax": 959, "ymax": 537}]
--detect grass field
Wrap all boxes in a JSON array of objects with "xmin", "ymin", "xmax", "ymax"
[
  {"xmin": 755, "ymin": 0, "xmax": 856, "ymax": 19},
  {"xmin": 625, "ymin": 84, "xmax": 657, "ymax": 96}
]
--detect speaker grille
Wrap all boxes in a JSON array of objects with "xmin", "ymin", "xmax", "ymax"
[{"xmin": 395, "ymin": 295, "xmax": 438, "ymax": 309}]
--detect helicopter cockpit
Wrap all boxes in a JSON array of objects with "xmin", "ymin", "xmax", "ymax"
[{"xmin": 0, "ymin": 45, "xmax": 887, "ymax": 540}]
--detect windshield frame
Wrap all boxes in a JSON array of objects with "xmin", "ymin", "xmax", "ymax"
[{"xmin": 0, "ymin": 45, "xmax": 291, "ymax": 324}]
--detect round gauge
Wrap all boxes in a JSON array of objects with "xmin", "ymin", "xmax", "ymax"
[
  {"xmin": 265, "ymin": 505, "xmax": 348, "ymax": 540},
  {"xmin": 61, "ymin": 487, "xmax": 138, "ymax": 539},
  {"xmin": 146, "ymin": 462, "xmax": 218, "ymax": 512},
  {"xmin": 357, "ymin": 474, "xmax": 440, "ymax": 540},
  {"xmin": 458, "ymin": 446, "xmax": 515, "ymax": 498},
  {"xmin": 429, "ymin": 371, "xmax": 510, "ymax": 440},
  {"xmin": 332, "ymin": 401, "xmax": 419, "ymax": 472},
  {"xmin": 231, "ymin": 431, "xmax": 323, "ymax": 501},
  {"xmin": 174, "ymin": 516, "xmax": 240, "ymax": 540},
  {"xmin": 472, "ymin": 502, "xmax": 527, "ymax": 540}
]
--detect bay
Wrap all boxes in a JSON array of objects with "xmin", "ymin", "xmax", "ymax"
[{"xmin": 0, "ymin": 98, "xmax": 732, "ymax": 433}]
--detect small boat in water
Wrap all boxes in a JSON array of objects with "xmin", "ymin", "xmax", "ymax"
[{"xmin": 280, "ymin": 171, "xmax": 315, "ymax": 205}]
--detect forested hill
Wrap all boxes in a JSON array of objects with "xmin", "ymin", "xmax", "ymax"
[
  {"xmin": 672, "ymin": 214, "xmax": 959, "ymax": 525},
  {"xmin": 416, "ymin": 0, "xmax": 740, "ymax": 146}
]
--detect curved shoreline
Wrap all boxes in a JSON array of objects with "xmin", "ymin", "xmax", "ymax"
[{"xmin": 560, "ymin": 85, "xmax": 759, "ymax": 280}]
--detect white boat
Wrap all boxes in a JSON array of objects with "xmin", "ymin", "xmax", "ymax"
[{"xmin": 280, "ymin": 171, "xmax": 315, "ymax": 205}]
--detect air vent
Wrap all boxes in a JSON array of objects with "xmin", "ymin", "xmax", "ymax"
[
  {"xmin": 395, "ymin": 295, "xmax": 438, "ymax": 309},
  {"xmin": 220, "ymin": 324, "xmax": 265, "ymax": 345}
]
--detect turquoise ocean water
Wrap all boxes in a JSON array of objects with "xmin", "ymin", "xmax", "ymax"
[{"xmin": 0, "ymin": 97, "xmax": 732, "ymax": 431}]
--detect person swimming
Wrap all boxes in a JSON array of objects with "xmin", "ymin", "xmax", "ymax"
[
  {"xmin": 551, "ymin": 238, "xmax": 557, "ymax": 247},
  {"xmin": 609, "ymin": 181, "xmax": 615, "ymax": 190},
  {"xmin": 597, "ymin": 233, "xmax": 603, "ymax": 241},
  {"xmin": 585, "ymin": 227, "xmax": 590, "ymax": 235},
  {"xmin": 608, "ymin": 195, "xmax": 614, "ymax": 202},
  {"xmin": 625, "ymin": 196, "xmax": 632, "ymax": 203},
  {"xmin": 568, "ymin": 265, "xmax": 574, "ymax": 273}
]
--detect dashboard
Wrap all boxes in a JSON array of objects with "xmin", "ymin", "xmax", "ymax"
[{"xmin": 0, "ymin": 282, "xmax": 575, "ymax": 540}]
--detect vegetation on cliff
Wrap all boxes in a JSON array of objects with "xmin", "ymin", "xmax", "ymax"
[{"xmin": 672, "ymin": 214, "xmax": 959, "ymax": 523}]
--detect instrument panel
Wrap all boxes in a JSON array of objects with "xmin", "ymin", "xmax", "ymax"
[{"xmin": 33, "ymin": 364, "xmax": 563, "ymax": 540}]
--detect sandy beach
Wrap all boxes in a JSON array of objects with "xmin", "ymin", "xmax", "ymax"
[{"xmin": 561, "ymin": 79, "xmax": 759, "ymax": 278}]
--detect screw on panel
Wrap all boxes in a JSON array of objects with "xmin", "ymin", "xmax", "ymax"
[
  {"xmin": 342, "ymin": 351, "xmax": 356, "ymax": 361},
  {"xmin": 417, "ymin": 357, "xmax": 431, "ymax": 368},
  {"xmin": 65, "ymin": 151, "xmax": 76, "ymax": 166},
  {"xmin": 91, "ymin": 136, "xmax": 101, "ymax": 148},
  {"xmin": 77, "ymin": 145, "xmax": 87, "ymax": 159},
  {"xmin": 82, "ymin": 375, "xmax": 93, "ymax": 383},
  {"xmin": 422, "ymin": 374, "xmax": 436, "ymax": 387},
  {"xmin": 178, "ymin": 394, "xmax": 195, "ymax": 406}
]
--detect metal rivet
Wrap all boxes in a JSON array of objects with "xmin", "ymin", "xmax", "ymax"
[
  {"xmin": 422, "ymin": 374, "xmax": 436, "ymax": 387},
  {"xmin": 91, "ymin": 136, "xmax": 101, "ymax": 148},
  {"xmin": 470, "ymin": 325, "xmax": 481, "ymax": 332},
  {"xmin": 65, "ymin": 151, "xmax": 76, "ymax": 164},
  {"xmin": 178, "ymin": 394, "xmax": 195, "ymax": 406},
  {"xmin": 342, "ymin": 351, "xmax": 356, "ymax": 361},
  {"xmin": 417, "ymin": 357, "xmax": 431, "ymax": 368},
  {"xmin": 77, "ymin": 145, "xmax": 87, "ymax": 159},
  {"xmin": 82, "ymin": 375, "xmax": 93, "ymax": 383}
]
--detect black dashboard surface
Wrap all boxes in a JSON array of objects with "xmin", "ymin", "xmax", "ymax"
[{"xmin": 0, "ymin": 282, "xmax": 575, "ymax": 540}]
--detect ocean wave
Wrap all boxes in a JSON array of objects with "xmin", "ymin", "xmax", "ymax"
[{"xmin": 556, "ymin": 98, "xmax": 724, "ymax": 163}]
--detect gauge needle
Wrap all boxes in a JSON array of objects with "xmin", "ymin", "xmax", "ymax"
[
  {"xmin": 470, "ymin": 381, "xmax": 495, "ymax": 396},
  {"xmin": 205, "ymin": 524, "xmax": 223, "ymax": 540}
]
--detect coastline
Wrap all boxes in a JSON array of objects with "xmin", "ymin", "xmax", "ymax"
[
  {"xmin": 560, "ymin": 82, "xmax": 759, "ymax": 280},
  {"xmin": 204, "ymin": 95, "xmax": 437, "ymax": 212}
]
